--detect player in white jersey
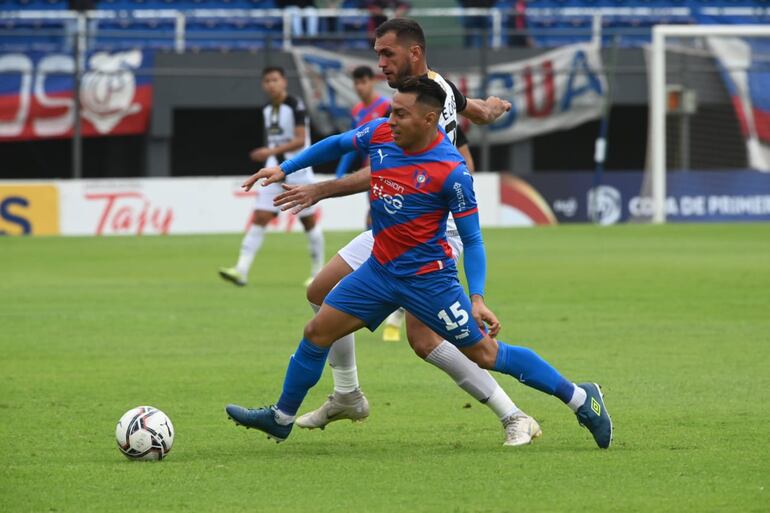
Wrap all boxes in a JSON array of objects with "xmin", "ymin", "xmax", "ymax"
[
  {"xmin": 265, "ymin": 19, "xmax": 543, "ymax": 447},
  {"xmin": 219, "ymin": 66, "xmax": 324, "ymax": 287}
]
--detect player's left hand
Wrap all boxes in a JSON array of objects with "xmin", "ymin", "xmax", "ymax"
[
  {"xmin": 487, "ymin": 96, "xmax": 512, "ymax": 117},
  {"xmin": 242, "ymin": 166, "xmax": 285, "ymax": 191},
  {"xmin": 470, "ymin": 295, "xmax": 501, "ymax": 338},
  {"xmin": 274, "ymin": 183, "xmax": 322, "ymax": 214},
  {"xmin": 249, "ymin": 147, "xmax": 272, "ymax": 162}
]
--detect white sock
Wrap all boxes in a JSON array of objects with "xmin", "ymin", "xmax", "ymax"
[
  {"xmin": 425, "ymin": 340, "xmax": 517, "ymax": 419},
  {"xmin": 485, "ymin": 385, "xmax": 520, "ymax": 420},
  {"xmin": 236, "ymin": 224, "xmax": 265, "ymax": 276},
  {"xmin": 567, "ymin": 385, "xmax": 587, "ymax": 412},
  {"xmin": 305, "ymin": 224, "xmax": 325, "ymax": 277},
  {"xmin": 385, "ymin": 308, "xmax": 405, "ymax": 328},
  {"xmin": 273, "ymin": 408, "xmax": 295, "ymax": 425},
  {"xmin": 309, "ymin": 301, "xmax": 359, "ymax": 393}
]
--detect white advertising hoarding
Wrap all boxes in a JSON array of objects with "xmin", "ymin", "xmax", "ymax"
[{"xmin": 44, "ymin": 174, "xmax": 502, "ymax": 236}]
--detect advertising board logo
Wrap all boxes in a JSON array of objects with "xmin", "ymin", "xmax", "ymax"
[
  {"xmin": 587, "ymin": 185, "xmax": 622, "ymax": 225},
  {"xmin": 0, "ymin": 185, "xmax": 59, "ymax": 235}
]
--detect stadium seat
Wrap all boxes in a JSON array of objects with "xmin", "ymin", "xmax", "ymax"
[{"xmin": 0, "ymin": 18, "xmax": 67, "ymax": 52}]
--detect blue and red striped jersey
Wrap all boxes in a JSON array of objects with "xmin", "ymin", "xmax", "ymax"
[
  {"xmin": 352, "ymin": 118, "xmax": 478, "ymax": 276},
  {"xmin": 351, "ymin": 96, "xmax": 391, "ymax": 128}
]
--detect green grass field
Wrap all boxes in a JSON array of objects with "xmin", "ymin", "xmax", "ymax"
[{"xmin": 2, "ymin": 225, "xmax": 769, "ymax": 512}]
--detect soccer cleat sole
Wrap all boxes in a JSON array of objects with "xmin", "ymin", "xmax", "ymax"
[
  {"xmin": 299, "ymin": 415, "xmax": 368, "ymax": 431},
  {"xmin": 226, "ymin": 415, "xmax": 286, "ymax": 443},
  {"xmin": 594, "ymin": 383, "xmax": 614, "ymax": 449},
  {"xmin": 503, "ymin": 424, "xmax": 543, "ymax": 447},
  {"xmin": 218, "ymin": 270, "xmax": 246, "ymax": 287}
]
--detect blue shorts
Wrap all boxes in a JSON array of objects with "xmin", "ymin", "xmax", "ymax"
[{"xmin": 325, "ymin": 258, "xmax": 484, "ymax": 348}]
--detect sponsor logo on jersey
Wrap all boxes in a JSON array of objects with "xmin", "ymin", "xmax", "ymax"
[
  {"xmin": 372, "ymin": 177, "xmax": 404, "ymax": 215},
  {"xmin": 453, "ymin": 182, "xmax": 467, "ymax": 211}
]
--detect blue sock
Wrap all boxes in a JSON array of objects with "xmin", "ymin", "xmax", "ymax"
[
  {"xmin": 493, "ymin": 342, "xmax": 576, "ymax": 404},
  {"xmin": 276, "ymin": 338, "xmax": 330, "ymax": 416}
]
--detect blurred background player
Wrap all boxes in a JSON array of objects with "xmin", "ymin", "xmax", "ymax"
[
  {"xmin": 219, "ymin": 66, "xmax": 324, "ymax": 287},
  {"xmin": 335, "ymin": 65, "xmax": 391, "ymax": 179}
]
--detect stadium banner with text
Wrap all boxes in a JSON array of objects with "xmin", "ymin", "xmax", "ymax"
[
  {"xmin": 56, "ymin": 176, "xmax": 498, "ymax": 236},
  {"xmin": 0, "ymin": 184, "xmax": 60, "ymax": 235},
  {"xmin": 0, "ymin": 49, "xmax": 152, "ymax": 141},
  {"xmin": 500, "ymin": 171, "xmax": 770, "ymax": 225},
  {"xmin": 707, "ymin": 37, "xmax": 770, "ymax": 171},
  {"xmin": 291, "ymin": 44, "xmax": 605, "ymax": 144}
]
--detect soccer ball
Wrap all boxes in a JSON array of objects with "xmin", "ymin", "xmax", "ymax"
[{"xmin": 115, "ymin": 406, "xmax": 174, "ymax": 461}]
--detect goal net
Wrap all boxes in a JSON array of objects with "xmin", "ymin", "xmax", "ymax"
[{"xmin": 643, "ymin": 25, "xmax": 770, "ymax": 223}]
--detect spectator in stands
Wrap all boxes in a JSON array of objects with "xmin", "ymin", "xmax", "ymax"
[
  {"xmin": 506, "ymin": 0, "xmax": 529, "ymax": 48},
  {"xmin": 458, "ymin": 0, "xmax": 495, "ymax": 48},
  {"xmin": 366, "ymin": 0, "xmax": 411, "ymax": 42},
  {"xmin": 316, "ymin": 0, "xmax": 343, "ymax": 37},
  {"xmin": 278, "ymin": 0, "xmax": 320, "ymax": 39}
]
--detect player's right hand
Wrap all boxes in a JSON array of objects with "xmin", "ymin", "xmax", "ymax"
[
  {"xmin": 471, "ymin": 296, "xmax": 501, "ymax": 338},
  {"xmin": 241, "ymin": 166, "xmax": 285, "ymax": 191},
  {"xmin": 274, "ymin": 183, "xmax": 322, "ymax": 215}
]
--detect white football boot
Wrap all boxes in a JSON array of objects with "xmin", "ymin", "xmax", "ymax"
[
  {"xmin": 295, "ymin": 389, "xmax": 370, "ymax": 429},
  {"xmin": 502, "ymin": 412, "xmax": 542, "ymax": 446}
]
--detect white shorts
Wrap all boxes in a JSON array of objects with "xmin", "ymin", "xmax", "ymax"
[
  {"xmin": 254, "ymin": 168, "xmax": 317, "ymax": 216},
  {"xmin": 338, "ymin": 225, "xmax": 464, "ymax": 272}
]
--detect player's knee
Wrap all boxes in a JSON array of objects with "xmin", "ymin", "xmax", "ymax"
[
  {"xmin": 306, "ymin": 278, "xmax": 327, "ymax": 305},
  {"xmin": 252, "ymin": 211, "xmax": 273, "ymax": 226},
  {"xmin": 408, "ymin": 330, "xmax": 441, "ymax": 359},
  {"xmin": 462, "ymin": 337, "xmax": 498, "ymax": 369},
  {"xmin": 300, "ymin": 215, "xmax": 317, "ymax": 231},
  {"xmin": 303, "ymin": 318, "xmax": 330, "ymax": 345}
]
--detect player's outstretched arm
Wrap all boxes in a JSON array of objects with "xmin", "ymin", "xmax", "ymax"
[
  {"xmin": 242, "ymin": 166, "xmax": 285, "ymax": 191},
  {"xmin": 461, "ymin": 96, "xmax": 512, "ymax": 125},
  {"xmin": 274, "ymin": 167, "xmax": 371, "ymax": 214},
  {"xmin": 242, "ymin": 128, "xmax": 363, "ymax": 191}
]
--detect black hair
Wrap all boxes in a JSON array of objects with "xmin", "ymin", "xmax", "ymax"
[
  {"xmin": 374, "ymin": 18, "xmax": 426, "ymax": 50},
  {"xmin": 262, "ymin": 66, "xmax": 285, "ymax": 77},
  {"xmin": 352, "ymin": 65, "xmax": 375, "ymax": 80},
  {"xmin": 396, "ymin": 76, "xmax": 446, "ymax": 115}
]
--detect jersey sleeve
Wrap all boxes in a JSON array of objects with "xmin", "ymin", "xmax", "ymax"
[
  {"xmin": 280, "ymin": 129, "xmax": 356, "ymax": 174},
  {"xmin": 442, "ymin": 163, "xmax": 478, "ymax": 219},
  {"xmin": 289, "ymin": 97, "xmax": 307, "ymax": 125},
  {"xmin": 351, "ymin": 117, "xmax": 388, "ymax": 154},
  {"xmin": 455, "ymin": 125, "xmax": 468, "ymax": 147},
  {"xmin": 446, "ymin": 78, "xmax": 468, "ymax": 113},
  {"xmin": 376, "ymin": 99, "xmax": 392, "ymax": 118},
  {"xmin": 444, "ymin": 163, "xmax": 484, "ymax": 296}
]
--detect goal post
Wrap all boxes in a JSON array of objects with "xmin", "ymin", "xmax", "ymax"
[{"xmin": 649, "ymin": 24, "xmax": 770, "ymax": 224}]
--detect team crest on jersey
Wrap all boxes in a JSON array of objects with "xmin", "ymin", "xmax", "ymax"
[{"xmin": 413, "ymin": 170, "xmax": 431, "ymax": 189}]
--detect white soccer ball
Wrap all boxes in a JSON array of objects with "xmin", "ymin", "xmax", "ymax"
[{"xmin": 115, "ymin": 406, "xmax": 174, "ymax": 461}]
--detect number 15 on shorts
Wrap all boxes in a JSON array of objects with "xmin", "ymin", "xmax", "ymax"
[{"xmin": 438, "ymin": 301, "xmax": 469, "ymax": 331}]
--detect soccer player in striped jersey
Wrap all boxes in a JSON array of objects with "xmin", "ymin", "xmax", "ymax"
[
  {"xmin": 335, "ymin": 65, "xmax": 392, "ymax": 179},
  {"xmin": 275, "ymin": 19, "xmax": 543, "ymax": 447},
  {"xmin": 219, "ymin": 66, "xmax": 324, "ymax": 287},
  {"xmin": 226, "ymin": 78, "xmax": 613, "ymax": 449}
]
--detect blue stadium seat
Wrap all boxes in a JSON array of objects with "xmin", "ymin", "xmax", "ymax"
[
  {"xmin": 95, "ymin": 18, "xmax": 176, "ymax": 51},
  {"xmin": 0, "ymin": 18, "xmax": 67, "ymax": 52}
]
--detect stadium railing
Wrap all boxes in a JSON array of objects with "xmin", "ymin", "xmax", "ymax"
[{"xmin": 2, "ymin": 2, "xmax": 768, "ymax": 53}]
